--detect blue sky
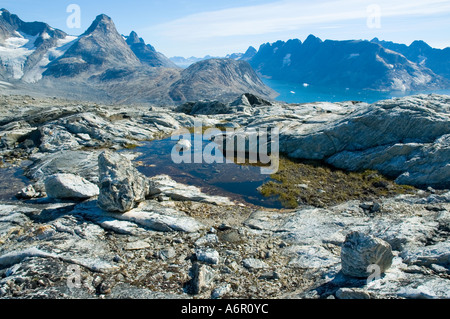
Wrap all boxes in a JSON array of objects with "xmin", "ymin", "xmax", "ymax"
[{"xmin": 2, "ymin": 0, "xmax": 450, "ymax": 57}]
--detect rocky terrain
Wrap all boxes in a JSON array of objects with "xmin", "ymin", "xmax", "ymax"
[
  {"xmin": 0, "ymin": 93, "xmax": 449, "ymax": 299},
  {"xmin": 220, "ymin": 94, "xmax": 450, "ymax": 189}
]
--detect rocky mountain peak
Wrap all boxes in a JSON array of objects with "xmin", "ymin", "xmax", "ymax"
[
  {"xmin": 0, "ymin": 8, "xmax": 66, "ymax": 40},
  {"xmin": 82, "ymin": 14, "xmax": 116, "ymax": 36},
  {"xmin": 169, "ymin": 58, "xmax": 278, "ymax": 102},
  {"xmin": 409, "ymin": 40, "xmax": 433, "ymax": 53},
  {"xmin": 0, "ymin": 8, "xmax": 10, "ymax": 18},
  {"xmin": 239, "ymin": 46, "xmax": 258, "ymax": 61},
  {"xmin": 124, "ymin": 30, "xmax": 177, "ymax": 68},
  {"xmin": 244, "ymin": 46, "xmax": 257, "ymax": 56},
  {"xmin": 44, "ymin": 13, "xmax": 141, "ymax": 77},
  {"xmin": 126, "ymin": 31, "xmax": 143, "ymax": 45},
  {"xmin": 303, "ymin": 34, "xmax": 322, "ymax": 46},
  {"xmin": 0, "ymin": 8, "xmax": 12, "ymax": 20},
  {"xmin": 0, "ymin": 8, "xmax": 19, "ymax": 39}
]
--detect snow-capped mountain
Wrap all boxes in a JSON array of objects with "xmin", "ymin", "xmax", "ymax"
[
  {"xmin": 0, "ymin": 9, "xmax": 277, "ymax": 104},
  {"xmin": 43, "ymin": 14, "xmax": 141, "ymax": 78},
  {"xmin": 0, "ymin": 8, "xmax": 77, "ymax": 83}
]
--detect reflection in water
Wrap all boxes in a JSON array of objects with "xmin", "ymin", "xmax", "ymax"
[
  {"xmin": 129, "ymin": 134, "xmax": 283, "ymax": 208},
  {"xmin": 0, "ymin": 163, "xmax": 30, "ymax": 201}
]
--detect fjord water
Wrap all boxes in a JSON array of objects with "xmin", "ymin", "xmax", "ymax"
[
  {"xmin": 263, "ymin": 78, "xmax": 450, "ymax": 104},
  {"xmin": 129, "ymin": 134, "xmax": 282, "ymax": 208}
]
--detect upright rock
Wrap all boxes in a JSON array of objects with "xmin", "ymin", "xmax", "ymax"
[
  {"xmin": 230, "ymin": 93, "xmax": 273, "ymax": 107},
  {"xmin": 341, "ymin": 231, "xmax": 394, "ymax": 278},
  {"xmin": 189, "ymin": 262, "xmax": 216, "ymax": 295},
  {"xmin": 97, "ymin": 151, "xmax": 149, "ymax": 213}
]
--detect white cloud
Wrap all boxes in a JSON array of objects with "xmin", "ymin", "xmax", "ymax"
[{"xmin": 148, "ymin": 0, "xmax": 450, "ymax": 40}]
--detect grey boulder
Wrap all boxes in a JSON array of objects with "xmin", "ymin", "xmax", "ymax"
[
  {"xmin": 341, "ymin": 231, "xmax": 394, "ymax": 278},
  {"xmin": 97, "ymin": 151, "xmax": 149, "ymax": 213}
]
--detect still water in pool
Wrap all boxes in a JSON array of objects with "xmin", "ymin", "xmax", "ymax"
[
  {"xmin": 0, "ymin": 163, "xmax": 30, "ymax": 201},
  {"xmin": 129, "ymin": 134, "xmax": 283, "ymax": 208}
]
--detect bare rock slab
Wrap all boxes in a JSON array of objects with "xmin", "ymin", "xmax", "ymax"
[
  {"xmin": 45, "ymin": 173, "xmax": 99, "ymax": 200},
  {"xmin": 242, "ymin": 258, "xmax": 269, "ymax": 271}
]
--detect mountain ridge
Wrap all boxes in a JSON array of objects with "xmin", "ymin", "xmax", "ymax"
[
  {"xmin": 2, "ymin": 9, "xmax": 449, "ymax": 104},
  {"xmin": 0, "ymin": 10, "xmax": 276, "ymax": 104},
  {"xmin": 371, "ymin": 37, "xmax": 450, "ymax": 80},
  {"xmin": 248, "ymin": 35, "xmax": 449, "ymax": 91},
  {"xmin": 124, "ymin": 31, "xmax": 178, "ymax": 68}
]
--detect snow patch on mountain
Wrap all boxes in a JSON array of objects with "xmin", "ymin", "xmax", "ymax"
[
  {"xmin": 0, "ymin": 32, "xmax": 38, "ymax": 79},
  {"xmin": 22, "ymin": 35, "xmax": 78, "ymax": 83},
  {"xmin": 41, "ymin": 32, "xmax": 51, "ymax": 40},
  {"xmin": 376, "ymin": 54, "xmax": 394, "ymax": 70},
  {"xmin": 282, "ymin": 54, "xmax": 291, "ymax": 67}
]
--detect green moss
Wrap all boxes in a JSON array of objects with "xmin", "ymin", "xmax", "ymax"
[
  {"xmin": 185, "ymin": 125, "xmax": 230, "ymax": 135},
  {"xmin": 185, "ymin": 126, "xmax": 211, "ymax": 135},
  {"xmin": 214, "ymin": 124, "xmax": 234, "ymax": 132},
  {"xmin": 259, "ymin": 157, "xmax": 416, "ymax": 209},
  {"xmin": 122, "ymin": 143, "xmax": 139, "ymax": 150}
]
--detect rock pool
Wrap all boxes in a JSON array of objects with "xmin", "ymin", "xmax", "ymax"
[{"xmin": 127, "ymin": 134, "xmax": 283, "ymax": 208}]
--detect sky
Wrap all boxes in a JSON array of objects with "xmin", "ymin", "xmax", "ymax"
[{"xmin": 2, "ymin": 0, "xmax": 450, "ymax": 57}]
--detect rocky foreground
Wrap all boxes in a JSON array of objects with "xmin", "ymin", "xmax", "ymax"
[{"xmin": 0, "ymin": 93, "xmax": 449, "ymax": 299}]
